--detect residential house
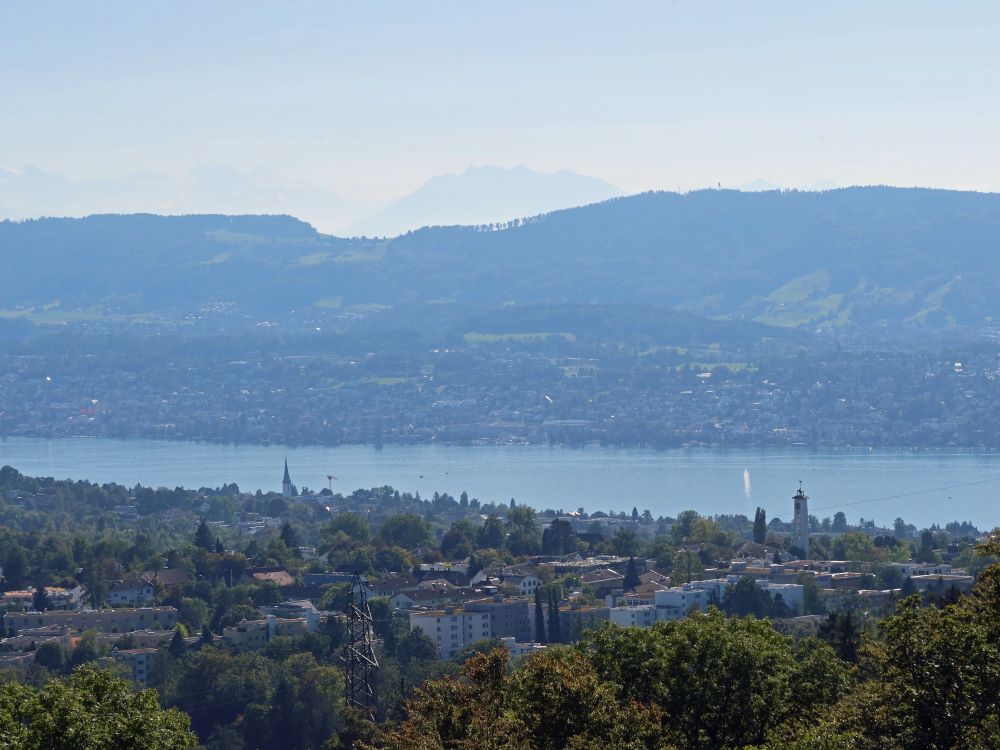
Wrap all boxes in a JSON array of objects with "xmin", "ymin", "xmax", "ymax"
[
  {"xmin": 109, "ymin": 576, "xmax": 156, "ymax": 607},
  {"xmin": 502, "ymin": 574, "xmax": 540, "ymax": 597},
  {"xmin": 1, "ymin": 586, "xmax": 81, "ymax": 611},
  {"xmin": 141, "ymin": 568, "xmax": 192, "ymax": 590},
  {"xmin": 391, "ymin": 589, "xmax": 452, "ymax": 610},
  {"xmin": 580, "ymin": 569, "xmax": 625, "ymax": 597},
  {"xmin": 222, "ymin": 615, "xmax": 310, "ymax": 650},
  {"xmin": 112, "ymin": 648, "xmax": 159, "ymax": 686},
  {"xmin": 2, "ymin": 607, "xmax": 178, "ymax": 636},
  {"xmin": 241, "ymin": 566, "xmax": 296, "ymax": 588}
]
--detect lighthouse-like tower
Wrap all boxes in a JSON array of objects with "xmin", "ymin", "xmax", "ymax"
[
  {"xmin": 282, "ymin": 459, "xmax": 294, "ymax": 497},
  {"xmin": 792, "ymin": 482, "xmax": 809, "ymax": 558}
]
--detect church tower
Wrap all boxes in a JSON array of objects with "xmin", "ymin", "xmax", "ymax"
[
  {"xmin": 282, "ymin": 459, "xmax": 293, "ymax": 497},
  {"xmin": 792, "ymin": 482, "xmax": 809, "ymax": 558}
]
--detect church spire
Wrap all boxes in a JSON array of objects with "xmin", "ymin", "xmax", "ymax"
[{"xmin": 282, "ymin": 459, "xmax": 293, "ymax": 496}]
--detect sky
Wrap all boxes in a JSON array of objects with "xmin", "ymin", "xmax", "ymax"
[{"xmin": 2, "ymin": 1, "xmax": 999, "ymax": 230}]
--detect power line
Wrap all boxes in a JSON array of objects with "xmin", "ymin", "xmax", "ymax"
[{"xmin": 809, "ymin": 476, "xmax": 1000, "ymax": 514}]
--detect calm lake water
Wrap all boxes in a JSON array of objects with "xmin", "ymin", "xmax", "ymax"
[{"xmin": 1, "ymin": 437, "xmax": 999, "ymax": 529}]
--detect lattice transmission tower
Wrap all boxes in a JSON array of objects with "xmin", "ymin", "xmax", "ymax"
[{"xmin": 343, "ymin": 572, "xmax": 379, "ymax": 721}]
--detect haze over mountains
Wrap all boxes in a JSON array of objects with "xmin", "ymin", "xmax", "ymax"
[
  {"xmin": 3, "ymin": 186, "xmax": 1000, "ymax": 338},
  {"xmin": 342, "ymin": 165, "xmax": 624, "ymax": 237},
  {"xmin": 0, "ymin": 163, "xmax": 623, "ymax": 236}
]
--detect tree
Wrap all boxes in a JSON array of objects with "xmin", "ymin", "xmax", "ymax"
[
  {"xmin": 541, "ymin": 518, "xmax": 576, "ymax": 555},
  {"xmin": 671, "ymin": 510, "xmax": 700, "ymax": 545},
  {"xmin": 398, "ymin": 627, "xmax": 439, "ymax": 665},
  {"xmin": 816, "ymin": 595, "xmax": 1000, "ymax": 750},
  {"xmin": 0, "ymin": 666, "xmax": 197, "ymax": 749},
  {"xmin": 722, "ymin": 576, "xmax": 772, "ymax": 618},
  {"xmin": 893, "ymin": 516, "xmax": 909, "ymax": 539},
  {"xmin": 4, "ymin": 546, "xmax": 28, "ymax": 589},
  {"xmin": 280, "ymin": 521, "xmax": 299, "ymax": 552},
  {"xmin": 582, "ymin": 610, "xmax": 846, "ymax": 749},
  {"xmin": 70, "ymin": 630, "xmax": 107, "ymax": 669},
  {"xmin": 671, "ymin": 547, "xmax": 703, "ymax": 584},
  {"xmin": 534, "ymin": 589, "xmax": 547, "ymax": 644},
  {"xmin": 900, "ymin": 575, "xmax": 916, "ymax": 597},
  {"xmin": 832, "ymin": 512, "xmax": 848, "ymax": 534},
  {"xmin": 753, "ymin": 507, "xmax": 767, "ymax": 545},
  {"xmin": 547, "ymin": 588, "xmax": 562, "ymax": 644},
  {"xmin": 440, "ymin": 521, "xmax": 475, "ymax": 560},
  {"xmin": 217, "ymin": 604, "xmax": 262, "ymax": 630},
  {"xmin": 193, "ymin": 521, "xmax": 214, "ymax": 551},
  {"xmin": 797, "ymin": 572, "xmax": 825, "ymax": 615},
  {"xmin": 916, "ymin": 529, "xmax": 938, "ymax": 563},
  {"xmin": 367, "ymin": 648, "xmax": 661, "ymax": 750},
  {"xmin": 320, "ymin": 513, "xmax": 371, "ymax": 546},
  {"xmin": 32, "ymin": 585, "xmax": 50, "ymax": 613},
  {"xmin": 168, "ymin": 628, "xmax": 187, "ymax": 660},
  {"xmin": 509, "ymin": 647, "xmax": 663, "ymax": 750},
  {"xmin": 611, "ymin": 528, "xmax": 640, "ymax": 557},
  {"xmin": 623, "ymin": 556, "xmax": 640, "ymax": 591},
  {"xmin": 476, "ymin": 515, "xmax": 505, "ymax": 550},
  {"xmin": 33, "ymin": 641, "xmax": 66, "ymax": 673},
  {"xmin": 377, "ymin": 514, "xmax": 434, "ymax": 550},
  {"xmin": 506, "ymin": 506, "xmax": 541, "ymax": 556},
  {"xmin": 817, "ymin": 611, "xmax": 861, "ymax": 663}
]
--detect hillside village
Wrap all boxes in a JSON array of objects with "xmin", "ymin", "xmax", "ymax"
[{"xmin": 0, "ymin": 464, "xmax": 982, "ymax": 691}]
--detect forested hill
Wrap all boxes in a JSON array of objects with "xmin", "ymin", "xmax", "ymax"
[{"xmin": 4, "ymin": 187, "xmax": 1000, "ymax": 333}]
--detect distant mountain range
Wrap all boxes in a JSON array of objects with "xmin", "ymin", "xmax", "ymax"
[
  {"xmin": 0, "ymin": 163, "xmax": 623, "ymax": 236},
  {"xmin": 342, "ymin": 165, "xmax": 624, "ymax": 237},
  {"xmin": 0, "ymin": 163, "xmax": 359, "ymax": 231},
  {"xmin": 4, "ymin": 187, "xmax": 1000, "ymax": 336}
]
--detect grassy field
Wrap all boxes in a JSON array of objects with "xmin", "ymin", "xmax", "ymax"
[
  {"xmin": 333, "ymin": 241, "xmax": 388, "ymax": 264},
  {"xmin": 314, "ymin": 296, "xmax": 344, "ymax": 309}
]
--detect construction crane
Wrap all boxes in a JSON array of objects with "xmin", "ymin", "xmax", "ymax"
[{"xmin": 327, "ymin": 474, "xmax": 337, "ymax": 491}]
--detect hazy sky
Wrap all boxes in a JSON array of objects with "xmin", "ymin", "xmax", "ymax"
[{"xmin": 3, "ymin": 1, "xmax": 999, "ymax": 205}]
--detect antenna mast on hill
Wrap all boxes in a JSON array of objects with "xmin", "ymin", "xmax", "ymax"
[{"xmin": 343, "ymin": 572, "xmax": 379, "ymax": 721}]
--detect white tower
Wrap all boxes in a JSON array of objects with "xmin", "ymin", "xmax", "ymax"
[{"xmin": 792, "ymin": 482, "xmax": 809, "ymax": 558}]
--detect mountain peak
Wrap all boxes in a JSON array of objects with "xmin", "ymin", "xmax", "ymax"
[{"xmin": 342, "ymin": 164, "xmax": 624, "ymax": 237}]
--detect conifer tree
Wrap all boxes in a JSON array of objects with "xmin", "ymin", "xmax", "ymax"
[
  {"xmin": 623, "ymin": 556, "xmax": 640, "ymax": 591},
  {"xmin": 32, "ymin": 584, "xmax": 51, "ymax": 612},
  {"xmin": 169, "ymin": 628, "xmax": 188, "ymax": 659},
  {"xmin": 547, "ymin": 588, "xmax": 561, "ymax": 644},
  {"xmin": 194, "ymin": 521, "xmax": 214, "ymax": 550},
  {"xmin": 753, "ymin": 507, "xmax": 767, "ymax": 545},
  {"xmin": 534, "ymin": 589, "xmax": 547, "ymax": 644}
]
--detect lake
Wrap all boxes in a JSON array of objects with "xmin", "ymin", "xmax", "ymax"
[{"xmin": 1, "ymin": 437, "xmax": 999, "ymax": 529}]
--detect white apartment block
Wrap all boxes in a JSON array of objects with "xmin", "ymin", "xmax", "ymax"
[
  {"xmin": 759, "ymin": 582, "xmax": 805, "ymax": 614},
  {"xmin": 655, "ymin": 584, "xmax": 711, "ymax": 620},
  {"xmin": 889, "ymin": 562, "xmax": 953, "ymax": 577},
  {"xmin": 609, "ymin": 604, "xmax": 657, "ymax": 628},
  {"xmin": 409, "ymin": 608, "xmax": 491, "ymax": 659}
]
